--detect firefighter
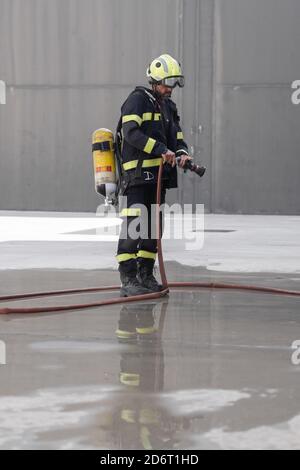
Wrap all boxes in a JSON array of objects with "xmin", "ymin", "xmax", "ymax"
[{"xmin": 116, "ymin": 54, "xmax": 192, "ymax": 297}]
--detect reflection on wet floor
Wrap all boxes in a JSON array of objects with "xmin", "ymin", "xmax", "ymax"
[
  {"xmin": 102, "ymin": 300, "xmax": 184, "ymax": 450},
  {"xmin": 1, "ymin": 268, "xmax": 300, "ymax": 449},
  {"xmin": 94, "ymin": 294, "xmax": 300, "ymax": 450}
]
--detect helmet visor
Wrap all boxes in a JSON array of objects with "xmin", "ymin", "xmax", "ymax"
[{"xmin": 162, "ymin": 76, "xmax": 185, "ymax": 88}]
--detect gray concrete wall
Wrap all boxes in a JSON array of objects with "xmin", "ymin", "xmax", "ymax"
[
  {"xmin": 0, "ymin": 0, "xmax": 184, "ymax": 211},
  {"xmin": 0, "ymin": 0, "xmax": 299, "ymax": 214},
  {"xmin": 213, "ymin": 0, "xmax": 300, "ymax": 214}
]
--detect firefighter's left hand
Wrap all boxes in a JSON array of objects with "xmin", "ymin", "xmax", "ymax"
[{"xmin": 178, "ymin": 155, "xmax": 192, "ymax": 168}]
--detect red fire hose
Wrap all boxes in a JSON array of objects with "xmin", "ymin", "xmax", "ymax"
[{"xmin": 1, "ymin": 161, "xmax": 300, "ymax": 315}]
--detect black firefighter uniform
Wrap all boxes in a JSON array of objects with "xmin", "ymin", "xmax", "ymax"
[{"xmin": 116, "ymin": 86, "xmax": 189, "ymax": 273}]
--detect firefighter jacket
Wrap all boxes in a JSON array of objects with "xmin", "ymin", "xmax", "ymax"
[{"xmin": 120, "ymin": 86, "xmax": 189, "ymax": 189}]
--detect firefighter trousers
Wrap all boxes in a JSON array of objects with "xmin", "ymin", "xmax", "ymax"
[{"xmin": 116, "ymin": 184, "xmax": 166, "ymax": 274}]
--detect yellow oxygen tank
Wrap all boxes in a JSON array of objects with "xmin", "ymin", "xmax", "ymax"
[{"xmin": 92, "ymin": 128, "xmax": 117, "ymax": 204}]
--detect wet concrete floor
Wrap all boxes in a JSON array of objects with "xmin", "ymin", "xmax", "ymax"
[{"xmin": 0, "ymin": 263, "xmax": 300, "ymax": 449}]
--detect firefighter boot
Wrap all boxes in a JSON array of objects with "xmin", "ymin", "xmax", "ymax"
[
  {"xmin": 137, "ymin": 258, "xmax": 163, "ymax": 292},
  {"xmin": 119, "ymin": 260, "xmax": 152, "ymax": 297}
]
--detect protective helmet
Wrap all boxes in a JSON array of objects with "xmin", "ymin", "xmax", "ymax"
[{"xmin": 146, "ymin": 54, "xmax": 184, "ymax": 88}]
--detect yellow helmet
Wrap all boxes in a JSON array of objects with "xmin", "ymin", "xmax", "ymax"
[{"xmin": 146, "ymin": 54, "xmax": 184, "ymax": 88}]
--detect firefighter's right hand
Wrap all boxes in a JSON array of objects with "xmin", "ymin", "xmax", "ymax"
[{"xmin": 162, "ymin": 149, "xmax": 176, "ymax": 167}]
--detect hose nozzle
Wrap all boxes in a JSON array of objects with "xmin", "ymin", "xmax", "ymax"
[{"xmin": 176, "ymin": 157, "xmax": 206, "ymax": 177}]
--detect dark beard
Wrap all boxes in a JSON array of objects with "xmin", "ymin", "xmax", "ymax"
[{"xmin": 153, "ymin": 89, "xmax": 171, "ymax": 101}]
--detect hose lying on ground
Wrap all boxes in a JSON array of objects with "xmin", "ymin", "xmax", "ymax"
[{"xmin": 1, "ymin": 161, "xmax": 299, "ymax": 315}]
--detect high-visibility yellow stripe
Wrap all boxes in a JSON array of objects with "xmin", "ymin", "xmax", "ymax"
[
  {"xmin": 115, "ymin": 329, "xmax": 137, "ymax": 339},
  {"xmin": 120, "ymin": 372, "xmax": 140, "ymax": 387},
  {"xmin": 136, "ymin": 327, "xmax": 158, "ymax": 335},
  {"xmin": 143, "ymin": 157, "xmax": 162, "ymax": 167},
  {"xmin": 122, "ymin": 113, "xmax": 162, "ymax": 126},
  {"xmin": 120, "ymin": 208, "xmax": 141, "ymax": 217},
  {"xmin": 142, "ymin": 112, "xmax": 152, "ymax": 121},
  {"xmin": 121, "ymin": 409, "xmax": 136, "ymax": 424},
  {"xmin": 177, "ymin": 131, "xmax": 184, "ymax": 140},
  {"xmin": 123, "ymin": 157, "xmax": 162, "ymax": 171},
  {"xmin": 116, "ymin": 253, "xmax": 137, "ymax": 263},
  {"xmin": 122, "ymin": 114, "xmax": 142, "ymax": 126},
  {"xmin": 140, "ymin": 426, "xmax": 152, "ymax": 450},
  {"xmin": 137, "ymin": 250, "xmax": 157, "ymax": 260},
  {"xmin": 143, "ymin": 137, "xmax": 156, "ymax": 154},
  {"xmin": 122, "ymin": 160, "xmax": 139, "ymax": 171}
]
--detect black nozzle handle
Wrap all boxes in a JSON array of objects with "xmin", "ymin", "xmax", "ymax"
[{"xmin": 176, "ymin": 157, "xmax": 206, "ymax": 177}]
